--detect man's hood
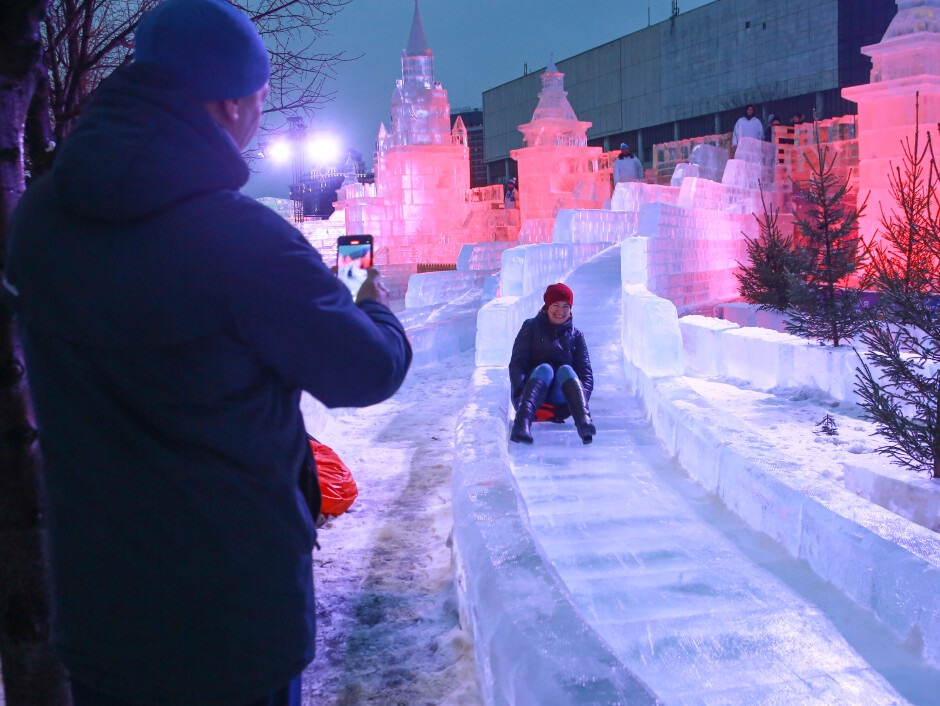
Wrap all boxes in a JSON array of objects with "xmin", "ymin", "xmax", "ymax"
[{"xmin": 51, "ymin": 62, "xmax": 249, "ymax": 224}]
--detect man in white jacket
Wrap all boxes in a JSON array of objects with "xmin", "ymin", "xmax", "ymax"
[
  {"xmin": 613, "ymin": 143, "xmax": 643, "ymax": 184},
  {"xmin": 731, "ymin": 104, "xmax": 763, "ymax": 158}
]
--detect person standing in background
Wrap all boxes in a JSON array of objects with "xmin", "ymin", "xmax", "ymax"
[
  {"xmin": 731, "ymin": 104, "xmax": 763, "ymax": 158},
  {"xmin": 504, "ymin": 177, "xmax": 518, "ymax": 209},
  {"xmin": 613, "ymin": 143, "xmax": 643, "ymax": 184}
]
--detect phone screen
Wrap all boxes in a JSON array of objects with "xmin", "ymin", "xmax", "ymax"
[{"xmin": 336, "ymin": 236, "xmax": 374, "ymax": 297}]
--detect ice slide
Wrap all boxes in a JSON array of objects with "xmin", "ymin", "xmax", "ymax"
[{"xmin": 453, "ymin": 245, "xmax": 937, "ymax": 705}]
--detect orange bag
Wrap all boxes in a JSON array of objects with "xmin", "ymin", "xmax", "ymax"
[
  {"xmin": 308, "ymin": 437, "xmax": 359, "ymax": 516},
  {"xmin": 534, "ymin": 403, "xmax": 557, "ymax": 422}
]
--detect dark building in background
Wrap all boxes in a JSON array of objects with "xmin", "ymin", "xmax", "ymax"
[
  {"xmin": 481, "ymin": 0, "xmax": 896, "ymax": 181},
  {"xmin": 290, "ymin": 150, "xmax": 370, "ymax": 220},
  {"xmin": 291, "ymin": 169, "xmax": 345, "ymax": 220},
  {"xmin": 451, "ymin": 108, "xmax": 487, "ymax": 188}
]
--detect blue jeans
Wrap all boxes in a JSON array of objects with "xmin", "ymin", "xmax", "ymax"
[
  {"xmin": 71, "ymin": 675, "xmax": 302, "ymax": 706},
  {"xmin": 529, "ymin": 363, "xmax": 577, "ymax": 406}
]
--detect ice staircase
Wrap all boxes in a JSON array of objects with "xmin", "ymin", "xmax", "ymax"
[{"xmin": 453, "ymin": 246, "xmax": 932, "ymax": 705}]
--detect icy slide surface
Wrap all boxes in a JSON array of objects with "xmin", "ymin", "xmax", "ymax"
[{"xmin": 505, "ymin": 248, "xmax": 929, "ymax": 704}]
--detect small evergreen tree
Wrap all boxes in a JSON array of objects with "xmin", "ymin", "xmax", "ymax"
[
  {"xmin": 854, "ymin": 100, "xmax": 940, "ymax": 479},
  {"xmin": 736, "ymin": 189, "xmax": 800, "ymax": 312},
  {"xmin": 814, "ymin": 413, "xmax": 839, "ymax": 436},
  {"xmin": 785, "ymin": 122, "xmax": 867, "ymax": 347}
]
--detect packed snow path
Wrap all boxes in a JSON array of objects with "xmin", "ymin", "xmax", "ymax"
[
  {"xmin": 300, "ymin": 354, "xmax": 482, "ymax": 706},
  {"xmin": 0, "ymin": 356, "xmax": 483, "ymax": 706},
  {"xmin": 508, "ymin": 247, "xmax": 935, "ymax": 705}
]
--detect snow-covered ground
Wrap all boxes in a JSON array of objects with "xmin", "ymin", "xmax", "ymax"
[
  {"xmin": 685, "ymin": 375, "xmax": 892, "ymax": 485},
  {"xmin": 300, "ymin": 351, "xmax": 482, "ymax": 706}
]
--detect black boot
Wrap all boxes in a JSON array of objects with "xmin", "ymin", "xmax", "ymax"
[
  {"xmin": 510, "ymin": 377, "xmax": 548, "ymax": 444},
  {"xmin": 561, "ymin": 378, "xmax": 596, "ymax": 444}
]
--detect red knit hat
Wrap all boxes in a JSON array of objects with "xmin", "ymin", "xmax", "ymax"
[{"xmin": 543, "ymin": 283, "xmax": 573, "ymax": 308}]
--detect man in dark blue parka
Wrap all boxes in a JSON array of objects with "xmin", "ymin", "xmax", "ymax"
[{"xmin": 4, "ymin": 1, "xmax": 411, "ymax": 704}]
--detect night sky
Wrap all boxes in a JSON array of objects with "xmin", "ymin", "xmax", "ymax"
[{"xmin": 245, "ymin": 0, "xmax": 715, "ymax": 198}]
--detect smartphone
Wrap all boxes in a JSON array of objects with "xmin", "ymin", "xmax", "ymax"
[{"xmin": 336, "ymin": 235, "xmax": 374, "ymax": 297}]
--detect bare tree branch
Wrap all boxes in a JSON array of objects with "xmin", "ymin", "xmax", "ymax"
[{"xmin": 29, "ymin": 0, "xmax": 355, "ymax": 174}]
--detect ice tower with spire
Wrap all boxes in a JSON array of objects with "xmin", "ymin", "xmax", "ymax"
[
  {"xmin": 385, "ymin": 1, "xmax": 452, "ymax": 148},
  {"xmin": 510, "ymin": 58, "xmax": 610, "ymax": 237},
  {"xmin": 843, "ymin": 0, "xmax": 940, "ymax": 245},
  {"xmin": 342, "ymin": 1, "xmax": 512, "ymax": 264}
]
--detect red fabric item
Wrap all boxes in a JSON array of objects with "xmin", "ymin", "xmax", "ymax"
[
  {"xmin": 534, "ymin": 403, "xmax": 557, "ymax": 422},
  {"xmin": 543, "ymin": 283, "xmax": 573, "ymax": 308},
  {"xmin": 309, "ymin": 438, "xmax": 358, "ymax": 516}
]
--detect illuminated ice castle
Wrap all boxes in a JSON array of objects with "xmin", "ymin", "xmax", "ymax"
[{"xmin": 341, "ymin": 1, "xmax": 511, "ymax": 265}]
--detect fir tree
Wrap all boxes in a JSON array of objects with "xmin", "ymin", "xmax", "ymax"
[
  {"xmin": 785, "ymin": 122, "xmax": 867, "ymax": 347},
  {"xmin": 736, "ymin": 190, "xmax": 800, "ymax": 312},
  {"xmin": 854, "ymin": 99, "xmax": 940, "ymax": 479},
  {"xmin": 814, "ymin": 413, "xmax": 838, "ymax": 436}
]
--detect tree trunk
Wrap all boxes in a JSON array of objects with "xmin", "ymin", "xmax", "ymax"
[
  {"xmin": 0, "ymin": 1, "xmax": 72, "ymax": 704},
  {"xmin": 25, "ymin": 60, "xmax": 55, "ymax": 180}
]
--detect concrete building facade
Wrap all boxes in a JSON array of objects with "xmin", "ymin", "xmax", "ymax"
[{"xmin": 482, "ymin": 0, "xmax": 895, "ymax": 182}]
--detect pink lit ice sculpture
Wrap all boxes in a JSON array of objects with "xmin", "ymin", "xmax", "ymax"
[
  {"xmin": 510, "ymin": 59, "xmax": 610, "ymax": 238},
  {"xmin": 342, "ymin": 1, "xmax": 505, "ymax": 265},
  {"xmin": 843, "ymin": 0, "xmax": 940, "ymax": 246}
]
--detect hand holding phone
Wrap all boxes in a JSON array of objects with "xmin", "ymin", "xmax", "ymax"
[
  {"xmin": 355, "ymin": 268, "xmax": 390, "ymax": 307},
  {"xmin": 336, "ymin": 235, "xmax": 374, "ymax": 298}
]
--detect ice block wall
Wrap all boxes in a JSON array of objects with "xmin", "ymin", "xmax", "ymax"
[
  {"xmin": 498, "ymin": 243, "xmax": 609, "ymax": 299},
  {"xmin": 552, "ymin": 209, "xmax": 638, "ymax": 244},
  {"xmin": 688, "ymin": 143, "xmax": 730, "ymax": 183},
  {"xmin": 512, "ymin": 145, "xmax": 610, "ymax": 222},
  {"xmin": 404, "ymin": 270, "xmax": 487, "ymax": 308},
  {"xmin": 456, "ymin": 240, "xmax": 510, "ymax": 269},
  {"xmin": 632, "ymin": 201, "xmax": 757, "ymax": 313},
  {"xmin": 516, "ymin": 218, "xmax": 557, "ymax": 245}
]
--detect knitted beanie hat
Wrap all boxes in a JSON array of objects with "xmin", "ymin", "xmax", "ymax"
[
  {"xmin": 543, "ymin": 283, "xmax": 573, "ymax": 308},
  {"xmin": 134, "ymin": 0, "xmax": 270, "ymax": 101}
]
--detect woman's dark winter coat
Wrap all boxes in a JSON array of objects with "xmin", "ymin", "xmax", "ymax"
[{"xmin": 508, "ymin": 309, "xmax": 593, "ymax": 417}]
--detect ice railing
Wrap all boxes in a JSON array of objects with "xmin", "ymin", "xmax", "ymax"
[
  {"xmin": 467, "ymin": 184, "xmax": 503, "ymax": 204},
  {"xmin": 521, "ymin": 131, "xmax": 589, "ymax": 148},
  {"xmin": 341, "ymin": 182, "xmax": 388, "ymax": 200},
  {"xmin": 651, "ymin": 117, "xmax": 859, "ymax": 197}
]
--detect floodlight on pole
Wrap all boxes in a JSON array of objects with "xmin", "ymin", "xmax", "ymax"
[
  {"xmin": 286, "ymin": 117, "xmax": 307, "ymax": 222},
  {"xmin": 306, "ymin": 134, "xmax": 340, "ymax": 166},
  {"xmin": 255, "ymin": 119, "xmax": 356, "ymax": 222},
  {"xmin": 268, "ymin": 141, "xmax": 291, "ymax": 162}
]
